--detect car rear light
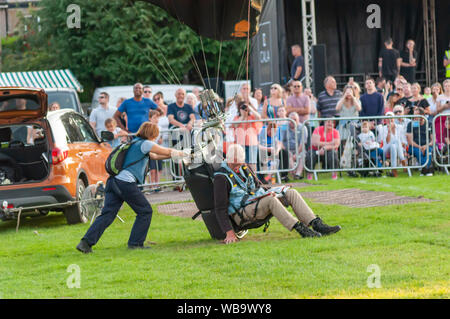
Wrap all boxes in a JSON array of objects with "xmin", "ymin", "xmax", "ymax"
[
  {"xmin": 2, "ymin": 201, "xmax": 13, "ymax": 209},
  {"xmin": 51, "ymin": 147, "xmax": 68, "ymax": 164},
  {"xmin": 42, "ymin": 187, "xmax": 56, "ymax": 191}
]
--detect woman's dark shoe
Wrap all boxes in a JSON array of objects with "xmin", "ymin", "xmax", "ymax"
[{"xmin": 76, "ymin": 239, "xmax": 92, "ymax": 254}]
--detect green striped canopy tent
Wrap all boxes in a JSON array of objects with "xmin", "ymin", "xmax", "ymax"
[{"xmin": 0, "ymin": 69, "xmax": 83, "ymax": 92}]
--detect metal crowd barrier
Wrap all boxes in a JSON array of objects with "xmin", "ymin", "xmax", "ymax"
[
  {"xmin": 125, "ymin": 113, "xmax": 449, "ymax": 190},
  {"xmin": 432, "ymin": 113, "xmax": 450, "ymax": 175},
  {"xmin": 138, "ymin": 128, "xmax": 185, "ymax": 191},
  {"xmin": 223, "ymin": 117, "xmax": 302, "ymax": 183},
  {"xmin": 302, "ymin": 115, "xmax": 433, "ymax": 179},
  {"xmin": 144, "ymin": 118, "xmax": 304, "ymax": 186}
]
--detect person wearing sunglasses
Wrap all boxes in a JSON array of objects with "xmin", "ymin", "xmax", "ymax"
[
  {"xmin": 89, "ymin": 92, "xmax": 118, "ymax": 137},
  {"xmin": 143, "ymin": 86, "xmax": 153, "ymax": 100},
  {"xmin": 286, "ymin": 81, "xmax": 310, "ymax": 124},
  {"xmin": 262, "ymin": 83, "xmax": 286, "ymax": 119}
]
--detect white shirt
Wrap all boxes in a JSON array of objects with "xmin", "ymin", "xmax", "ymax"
[
  {"xmin": 394, "ymin": 119, "xmax": 410, "ymax": 145},
  {"xmin": 427, "ymin": 96, "xmax": 438, "ymax": 114},
  {"xmin": 89, "ymin": 105, "xmax": 117, "ymax": 136},
  {"xmin": 376, "ymin": 123, "xmax": 406, "ymax": 146},
  {"xmin": 158, "ymin": 115, "xmax": 170, "ymax": 146},
  {"xmin": 358, "ymin": 131, "xmax": 379, "ymax": 150},
  {"xmin": 437, "ymin": 94, "xmax": 450, "ymax": 114}
]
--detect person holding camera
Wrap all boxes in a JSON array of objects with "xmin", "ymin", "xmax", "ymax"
[{"xmin": 231, "ymin": 101, "xmax": 262, "ymax": 172}]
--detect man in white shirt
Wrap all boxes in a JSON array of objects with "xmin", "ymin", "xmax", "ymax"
[{"xmin": 89, "ymin": 92, "xmax": 118, "ymax": 137}]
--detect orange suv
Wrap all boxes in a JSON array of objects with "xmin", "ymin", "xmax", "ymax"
[{"xmin": 0, "ymin": 87, "xmax": 112, "ymax": 224}]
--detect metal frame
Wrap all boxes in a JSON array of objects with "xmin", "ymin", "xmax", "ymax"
[
  {"xmin": 423, "ymin": 0, "xmax": 438, "ymax": 87},
  {"xmin": 303, "ymin": 115, "xmax": 432, "ymax": 180},
  {"xmin": 301, "ymin": 0, "xmax": 317, "ymax": 90},
  {"xmin": 166, "ymin": 118, "xmax": 301, "ymax": 182},
  {"xmin": 432, "ymin": 114, "xmax": 450, "ymax": 175}
]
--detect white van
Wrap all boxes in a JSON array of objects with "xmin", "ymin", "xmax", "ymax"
[
  {"xmin": 90, "ymin": 84, "xmax": 204, "ymax": 111},
  {"xmin": 45, "ymin": 87, "xmax": 84, "ymax": 115}
]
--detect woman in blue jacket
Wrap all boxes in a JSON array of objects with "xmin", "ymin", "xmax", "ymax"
[{"xmin": 77, "ymin": 122, "xmax": 186, "ymax": 253}]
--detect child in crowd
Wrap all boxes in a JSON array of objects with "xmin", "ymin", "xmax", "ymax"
[
  {"xmin": 148, "ymin": 109, "xmax": 164, "ymax": 190},
  {"xmin": 423, "ymin": 87, "xmax": 432, "ymax": 99},
  {"xmin": 149, "ymin": 109, "xmax": 164, "ymax": 144},
  {"xmin": 105, "ymin": 118, "xmax": 128, "ymax": 148},
  {"xmin": 358, "ymin": 121, "xmax": 384, "ymax": 168}
]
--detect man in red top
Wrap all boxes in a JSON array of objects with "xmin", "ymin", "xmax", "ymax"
[{"xmin": 305, "ymin": 119, "xmax": 340, "ymax": 180}]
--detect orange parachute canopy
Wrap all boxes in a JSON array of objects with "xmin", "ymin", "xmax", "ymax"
[{"xmin": 141, "ymin": 0, "xmax": 265, "ymax": 40}]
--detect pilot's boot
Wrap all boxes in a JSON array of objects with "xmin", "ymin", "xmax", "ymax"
[
  {"xmin": 293, "ymin": 222, "xmax": 322, "ymax": 238},
  {"xmin": 310, "ymin": 216, "xmax": 341, "ymax": 236}
]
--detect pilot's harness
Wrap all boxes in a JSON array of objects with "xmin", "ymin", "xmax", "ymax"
[{"xmin": 217, "ymin": 165, "xmax": 272, "ymax": 232}]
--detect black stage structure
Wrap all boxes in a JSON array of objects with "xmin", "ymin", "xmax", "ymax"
[{"xmin": 251, "ymin": 0, "xmax": 450, "ymax": 96}]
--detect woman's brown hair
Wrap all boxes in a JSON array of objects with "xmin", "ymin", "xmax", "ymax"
[{"xmin": 136, "ymin": 122, "xmax": 159, "ymax": 141}]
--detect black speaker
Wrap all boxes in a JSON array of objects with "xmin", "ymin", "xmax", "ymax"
[
  {"xmin": 203, "ymin": 77, "xmax": 224, "ymax": 98},
  {"xmin": 311, "ymin": 44, "xmax": 327, "ymax": 96}
]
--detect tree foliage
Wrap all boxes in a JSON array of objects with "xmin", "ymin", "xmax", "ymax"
[{"xmin": 2, "ymin": 0, "xmax": 247, "ymax": 100}]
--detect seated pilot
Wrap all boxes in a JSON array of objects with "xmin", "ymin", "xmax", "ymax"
[{"xmin": 213, "ymin": 143, "xmax": 341, "ymax": 244}]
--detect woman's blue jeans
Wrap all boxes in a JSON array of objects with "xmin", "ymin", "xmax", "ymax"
[
  {"xmin": 82, "ymin": 177, "xmax": 153, "ymax": 247},
  {"xmin": 408, "ymin": 146, "xmax": 432, "ymax": 168}
]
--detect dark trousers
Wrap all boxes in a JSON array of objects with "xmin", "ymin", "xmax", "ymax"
[
  {"xmin": 279, "ymin": 149, "xmax": 290, "ymax": 178},
  {"xmin": 383, "ymin": 73, "xmax": 397, "ymax": 83},
  {"xmin": 82, "ymin": 177, "xmax": 153, "ymax": 247},
  {"xmin": 305, "ymin": 149, "xmax": 339, "ymax": 170}
]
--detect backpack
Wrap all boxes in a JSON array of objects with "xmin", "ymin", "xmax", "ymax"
[
  {"xmin": 105, "ymin": 139, "xmax": 147, "ymax": 176},
  {"xmin": 0, "ymin": 153, "xmax": 23, "ymax": 183}
]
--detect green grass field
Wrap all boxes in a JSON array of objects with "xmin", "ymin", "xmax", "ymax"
[{"xmin": 0, "ymin": 172, "xmax": 448, "ymax": 299}]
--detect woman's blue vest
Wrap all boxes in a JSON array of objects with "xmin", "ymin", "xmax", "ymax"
[
  {"xmin": 122, "ymin": 138, "xmax": 149, "ymax": 184},
  {"xmin": 214, "ymin": 162, "xmax": 267, "ymax": 215}
]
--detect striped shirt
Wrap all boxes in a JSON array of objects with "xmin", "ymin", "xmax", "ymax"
[{"xmin": 317, "ymin": 90, "xmax": 342, "ymax": 118}]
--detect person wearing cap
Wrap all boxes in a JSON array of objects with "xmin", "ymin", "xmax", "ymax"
[
  {"xmin": 392, "ymin": 105, "xmax": 411, "ymax": 148},
  {"xmin": 376, "ymin": 111, "xmax": 407, "ymax": 176},
  {"xmin": 213, "ymin": 144, "xmax": 341, "ymax": 244},
  {"xmin": 385, "ymin": 90, "xmax": 401, "ymax": 114}
]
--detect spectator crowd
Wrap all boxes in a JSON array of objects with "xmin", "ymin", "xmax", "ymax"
[{"xmin": 83, "ymin": 42, "xmax": 450, "ymax": 183}]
